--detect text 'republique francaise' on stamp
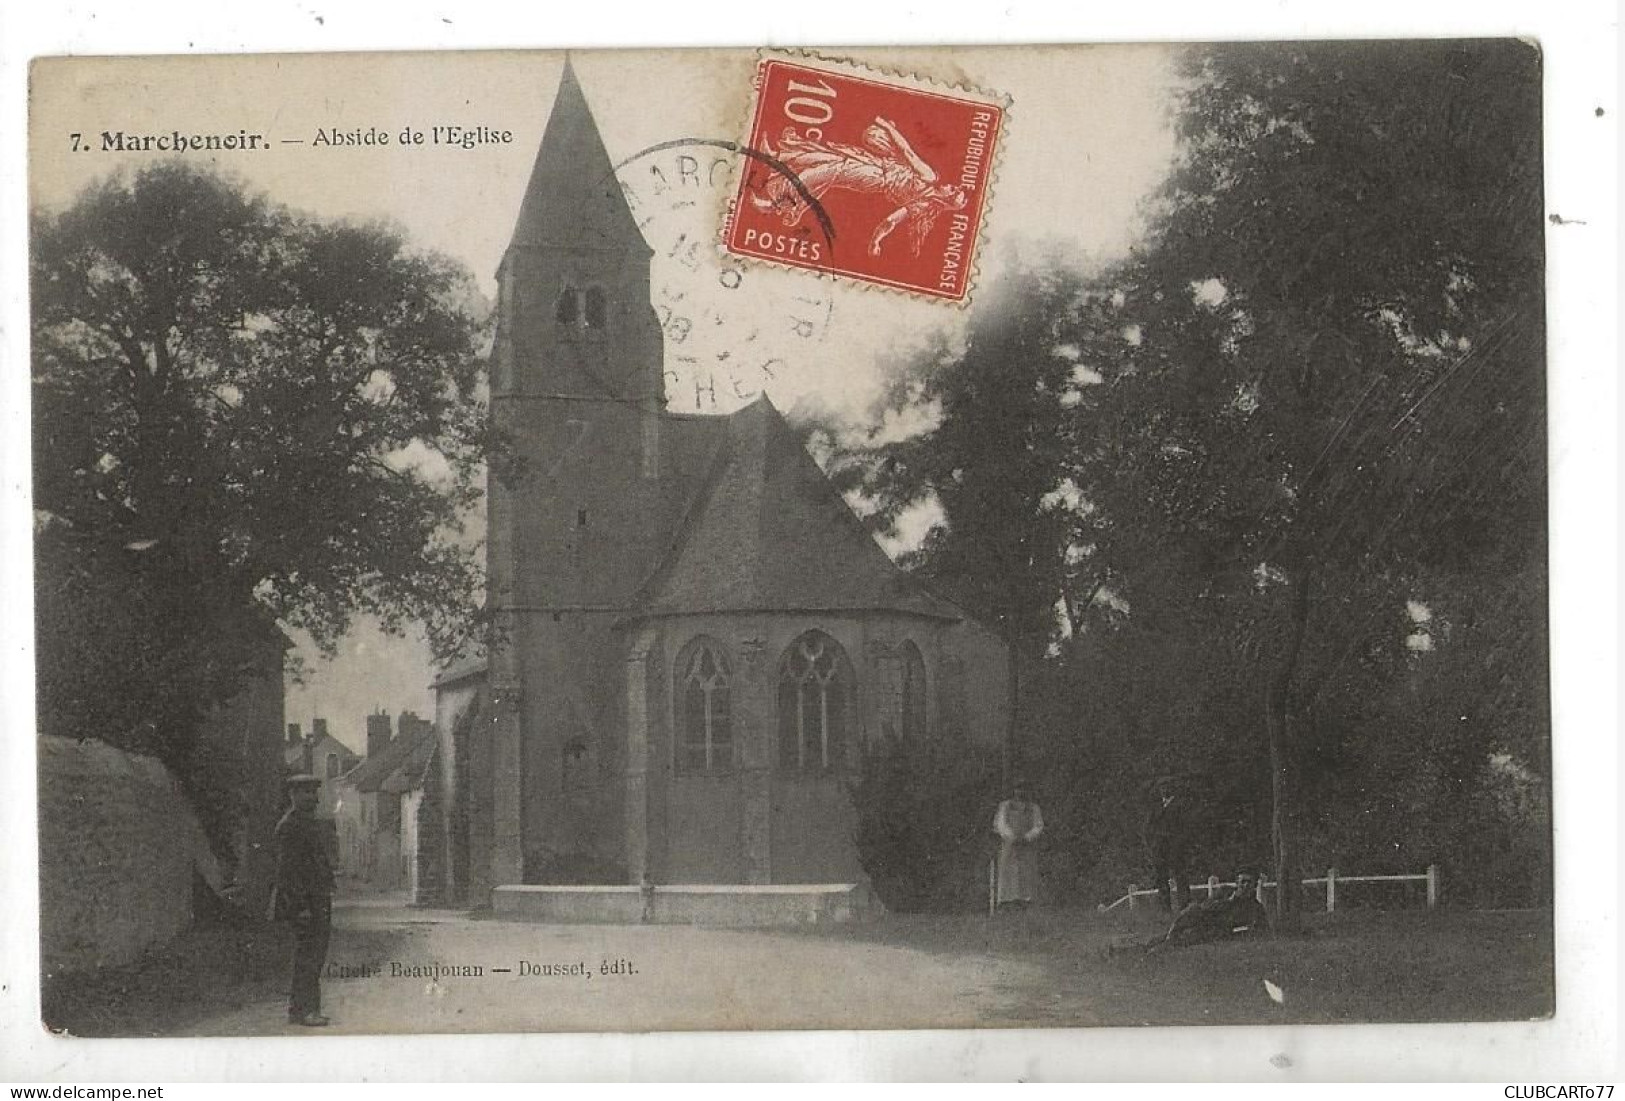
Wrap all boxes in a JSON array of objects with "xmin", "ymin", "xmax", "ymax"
[{"xmin": 724, "ymin": 54, "xmax": 1008, "ymax": 304}]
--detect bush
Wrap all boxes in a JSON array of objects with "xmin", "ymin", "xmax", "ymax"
[{"xmin": 848, "ymin": 738, "xmax": 1003, "ymax": 912}]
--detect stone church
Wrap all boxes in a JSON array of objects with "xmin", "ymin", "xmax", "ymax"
[{"xmin": 428, "ymin": 62, "xmax": 1008, "ymax": 904}]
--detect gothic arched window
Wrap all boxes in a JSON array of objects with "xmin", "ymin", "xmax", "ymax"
[
  {"xmin": 778, "ymin": 630, "xmax": 851, "ymax": 772},
  {"xmin": 900, "ymin": 640, "xmax": 927, "ymax": 743},
  {"xmin": 555, "ymin": 287, "xmax": 580, "ymax": 326},
  {"xmin": 677, "ymin": 637, "xmax": 733, "ymax": 772}
]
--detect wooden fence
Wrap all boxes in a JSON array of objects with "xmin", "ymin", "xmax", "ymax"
[{"xmin": 1095, "ymin": 865, "xmax": 1440, "ymax": 915}]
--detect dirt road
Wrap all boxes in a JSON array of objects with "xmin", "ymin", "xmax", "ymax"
[
  {"xmin": 191, "ymin": 897, "xmax": 1084, "ymax": 1035},
  {"xmin": 177, "ymin": 897, "xmax": 1552, "ymax": 1037}
]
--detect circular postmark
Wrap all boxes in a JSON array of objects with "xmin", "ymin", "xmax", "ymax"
[{"xmin": 612, "ymin": 139, "xmax": 835, "ymax": 414}]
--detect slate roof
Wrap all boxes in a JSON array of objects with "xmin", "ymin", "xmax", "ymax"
[
  {"xmin": 653, "ymin": 412, "xmax": 730, "ymax": 541},
  {"xmin": 438, "ymin": 65, "xmax": 971, "ymax": 688},
  {"xmin": 633, "ymin": 397, "xmax": 964, "ymax": 622},
  {"xmin": 283, "ymin": 733, "xmax": 358, "ymax": 773},
  {"xmin": 507, "ymin": 58, "xmax": 649, "ymax": 255},
  {"xmin": 430, "ymin": 653, "xmax": 488, "ymax": 690},
  {"xmin": 339, "ymin": 724, "xmax": 437, "ymax": 795}
]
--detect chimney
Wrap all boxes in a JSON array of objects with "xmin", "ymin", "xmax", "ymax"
[
  {"xmin": 286, "ymin": 722, "xmax": 302, "ymax": 748},
  {"xmin": 366, "ymin": 711, "xmax": 393, "ymax": 757},
  {"xmin": 312, "ymin": 717, "xmax": 329, "ymax": 742}
]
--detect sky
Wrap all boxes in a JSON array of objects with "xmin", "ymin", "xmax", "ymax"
[{"xmin": 30, "ymin": 46, "xmax": 1182, "ymax": 751}]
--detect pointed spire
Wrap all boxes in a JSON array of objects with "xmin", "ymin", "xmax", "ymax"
[{"xmin": 507, "ymin": 56, "xmax": 649, "ymax": 254}]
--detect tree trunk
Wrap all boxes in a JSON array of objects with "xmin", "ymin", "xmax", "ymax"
[
  {"xmin": 1266, "ymin": 565, "xmax": 1314, "ymax": 928},
  {"xmin": 1004, "ymin": 636, "xmax": 1020, "ymax": 788}
]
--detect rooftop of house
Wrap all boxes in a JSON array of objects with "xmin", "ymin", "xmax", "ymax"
[
  {"xmin": 282, "ymin": 732, "xmax": 360, "ymax": 772},
  {"xmin": 431, "ymin": 652, "xmax": 489, "ymax": 690},
  {"xmin": 337, "ymin": 722, "xmax": 437, "ymax": 794}
]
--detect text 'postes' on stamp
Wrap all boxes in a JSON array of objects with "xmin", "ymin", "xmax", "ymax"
[{"xmin": 725, "ymin": 58, "xmax": 1004, "ymax": 303}]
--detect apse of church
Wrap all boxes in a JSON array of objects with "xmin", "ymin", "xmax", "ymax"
[{"xmin": 434, "ymin": 61, "xmax": 1008, "ymax": 901}]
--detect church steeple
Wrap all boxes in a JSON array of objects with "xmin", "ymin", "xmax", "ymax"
[
  {"xmin": 485, "ymin": 55, "xmax": 668, "ymax": 885},
  {"xmin": 490, "ymin": 56, "xmax": 664, "ymax": 409},
  {"xmin": 507, "ymin": 57, "xmax": 649, "ymax": 255}
]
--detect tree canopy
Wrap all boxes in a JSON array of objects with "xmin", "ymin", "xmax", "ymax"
[
  {"xmin": 32, "ymin": 162, "xmax": 488, "ymax": 819},
  {"xmin": 833, "ymin": 40, "xmax": 1548, "ymax": 911}
]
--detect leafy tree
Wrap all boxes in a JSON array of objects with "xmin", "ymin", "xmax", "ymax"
[
  {"xmin": 828, "ymin": 258, "xmax": 1093, "ymax": 777},
  {"xmin": 1098, "ymin": 39, "xmax": 1545, "ymax": 918},
  {"xmin": 848, "ymin": 738, "xmax": 1004, "ymax": 912},
  {"xmin": 834, "ymin": 41, "xmax": 1547, "ymax": 914},
  {"xmin": 1307, "ymin": 562, "xmax": 1551, "ymax": 906},
  {"xmin": 32, "ymin": 162, "xmax": 487, "ymax": 841}
]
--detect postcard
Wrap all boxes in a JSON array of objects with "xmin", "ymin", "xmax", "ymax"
[{"xmin": 24, "ymin": 40, "xmax": 1558, "ymax": 1050}]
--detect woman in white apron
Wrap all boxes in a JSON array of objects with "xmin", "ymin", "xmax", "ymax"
[{"xmin": 992, "ymin": 781, "xmax": 1045, "ymax": 910}]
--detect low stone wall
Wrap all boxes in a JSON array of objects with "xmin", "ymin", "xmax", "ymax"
[
  {"xmin": 491, "ymin": 882, "xmax": 879, "ymax": 926},
  {"xmin": 38, "ymin": 736, "xmax": 219, "ymax": 977}
]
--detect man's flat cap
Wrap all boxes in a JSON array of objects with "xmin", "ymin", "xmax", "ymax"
[{"xmin": 285, "ymin": 773, "xmax": 322, "ymax": 787}]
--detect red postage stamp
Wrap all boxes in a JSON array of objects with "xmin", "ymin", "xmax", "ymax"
[{"xmin": 725, "ymin": 56, "xmax": 1006, "ymax": 302}]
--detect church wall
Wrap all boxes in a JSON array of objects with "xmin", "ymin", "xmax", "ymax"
[
  {"xmin": 412, "ymin": 741, "xmax": 447, "ymax": 905},
  {"xmin": 492, "ymin": 240, "xmax": 665, "ymax": 887},
  {"xmin": 401, "ymin": 787, "xmax": 424, "ymax": 900},
  {"xmin": 664, "ymin": 776, "xmax": 746, "ymax": 882},
  {"xmin": 646, "ymin": 615, "xmax": 761, "ymax": 884},
  {"xmin": 768, "ymin": 616, "xmax": 880, "ymax": 883},
  {"xmin": 477, "ymin": 64, "xmax": 1015, "ymax": 894},
  {"xmin": 502, "ymin": 394, "xmax": 661, "ymax": 611},
  {"xmin": 517, "ymin": 610, "xmax": 630, "ymax": 881},
  {"xmin": 499, "ymin": 246, "xmax": 662, "ymax": 414},
  {"xmin": 461, "ymin": 609, "xmax": 1008, "ymax": 894},
  {"xmin": 495, "ymin": 245, "xmax": 665, "ymax": 883},
  {"xmin": 431, "ymin": 675, "xmax": 487, "ymax": 904},
  {"xmin": 432, "ymin": 679, "xmax": 481, "ymax": 792},
  {"xmin": 464, "ymin": 703, "xmax": 497, "ymax": 902},
  {"xmin": 640, "ymin": 612, "xmax": 991, "ymax": 885},
  {"xmin": 767, "ymin": 779, "xmax": 862, "ymax": 883},
  {"xmin": 623, "ymin": 626, "xmax": 658, "ymax": 883},
  {"xmin": 938, "ymin": 617, "xmax": 1011, "ymax": 749}
]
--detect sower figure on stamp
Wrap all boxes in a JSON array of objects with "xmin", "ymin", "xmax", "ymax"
[
  {"xmin": 271, "ymin": 774, "xmax": 336, "ymax": 1027},
  {"xmin": 1142, "ymin": 776, "xmax": 1193, "ymax": 914},
  {"xmin": 992, "ymin": 780, "xmax": 1044, "ymax": 911},
  {"xmin": 752, "ymin": 118, "xmax": 970, "ymax": 257}
]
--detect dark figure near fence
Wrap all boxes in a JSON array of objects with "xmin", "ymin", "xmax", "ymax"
[
  {"xmin": 1145, "ymin": 871, "xmax": 1268, "ymax": 953},
  {"xmin": 1142, "ymin": 777, "xmax": 1193, "ymax": 913},
  {"xmin": 271, "ymin": 774, "xmax": 336, "ymax": 1027}
]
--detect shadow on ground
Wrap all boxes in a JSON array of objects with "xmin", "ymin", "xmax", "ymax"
[
  {"xmin": 41, "ymin": 914, "xmax": 407, "ymax": 1038},
  {"xmin": 782, "ymin": 905, "xmax": 1554, "ymax": 1027},
  {"xmin": 37, "ymin": 901, "xmax": 1552, "ymax": 1036}
]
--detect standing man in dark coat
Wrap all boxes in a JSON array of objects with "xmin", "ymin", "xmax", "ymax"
[
  {"xmin": 272, "ymin": 774, "xmax": 335, "ymax": 1027},
  {"xmin": 1142, "ymin": 776, "xmax": 1193, "ymax": 914}
]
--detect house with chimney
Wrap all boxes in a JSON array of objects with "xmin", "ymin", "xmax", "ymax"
[
  {"xmin": 334, "ymin": 710, "xmax": 437, "ymax": 893},
  {"xmin": 282, "ymin": 717, "xmax": 358, "ymax": 818}
]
